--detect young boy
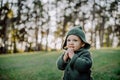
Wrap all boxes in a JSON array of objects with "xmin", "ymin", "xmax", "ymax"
[{"xmin": 57, "ymin": 26, "xmax": 93, "ymax": 80}]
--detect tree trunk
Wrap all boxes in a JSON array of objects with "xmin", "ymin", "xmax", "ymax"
[
  {"xmin": 3, "ymin": 19, "xmax": 10, "ymax": 53},
  {"xmin": 99, "ymin": 17, "xmax": 105, "ymax": 47},
  {"xmin": 45, "ymin": 28, "xmax": 49, "ymax": 51}
]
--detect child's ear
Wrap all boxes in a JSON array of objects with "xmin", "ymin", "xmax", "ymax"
[{"xmin": 81, "ymin": 43, "xmax": 85, "ymax": 47}]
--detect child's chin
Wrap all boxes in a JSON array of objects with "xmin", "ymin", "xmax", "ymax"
[
  {"xmin": 73, "ymin": 49, "xmax": 79, "ymax": 51},
  {"xmin": 73, "ymin": 49, "xmax": 76, "ymax": 51}
]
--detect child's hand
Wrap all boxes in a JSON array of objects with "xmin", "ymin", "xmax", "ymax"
[
  {"xmin": 67, "ymin": 48, "xmax": 74, "ymax": 59},
  {"xmin": 63, "ymin": 51, "xmax": 69, "ymax": 62}
]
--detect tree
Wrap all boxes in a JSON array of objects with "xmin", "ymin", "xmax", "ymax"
[{"xmin": 33, "ymin": 0, "xmax": 44, "ymax": 51}]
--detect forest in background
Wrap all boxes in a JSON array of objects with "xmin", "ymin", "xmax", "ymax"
[{"xmin": 0, "ymin": 0, "xmax": 120, "ymax": 53}]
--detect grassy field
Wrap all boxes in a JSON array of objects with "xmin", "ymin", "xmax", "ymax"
[{"xmin": 0, "ymin": 48, "xmax": 120, "ymax": 80}]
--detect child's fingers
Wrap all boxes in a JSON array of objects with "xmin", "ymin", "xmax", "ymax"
[{"xmin": 68, "ymin": 48, "xmax": 74, "ymax": 53}]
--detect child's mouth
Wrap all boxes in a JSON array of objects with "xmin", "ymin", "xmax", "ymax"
[
  {"xmin": 68, "ymin": 46, "xmax": 74, "ymax": 48},
  {"xmin": 64, "ymin": 46, "xmax": 75, "ymax": 49}
]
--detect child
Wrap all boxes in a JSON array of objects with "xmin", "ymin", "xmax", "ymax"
[{"xmin": 57, "ymin": 26, "xmax": 93, "ymax": 80}]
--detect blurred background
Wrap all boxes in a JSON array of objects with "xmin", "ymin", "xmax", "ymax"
[{"xmin": 0, "ymin": 0, "xmax": 120, "ymax": 53}]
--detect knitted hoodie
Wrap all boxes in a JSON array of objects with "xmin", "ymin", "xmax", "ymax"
[{"xmin": 62, "ymin": 26, "xmax": 90, "ymax": 50}]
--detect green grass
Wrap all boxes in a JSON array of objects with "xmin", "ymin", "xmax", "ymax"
[
  {"xmin": 0, "ymin": 48, "xmax": 120, "ymax": 80},
  {"xmin": 91, "ymin": 48, "xmax": 120, "ymax": 80}
]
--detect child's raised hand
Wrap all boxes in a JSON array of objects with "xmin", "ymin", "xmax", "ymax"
[
  {"xmin": 67, "ymin": 48, "xmax": 74, "ymax": 59},
  {"xmin": 63, "ymin": 50, "xmax": 69, "ymax": 62}
]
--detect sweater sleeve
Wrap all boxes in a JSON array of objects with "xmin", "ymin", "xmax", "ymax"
[
  {"xmin": 56, "ymin": 54, "xmax": 68, "ymax": 70},
  {"xmin": 70, "ymin": 51, "xmax": 92, "ymax": 72}
]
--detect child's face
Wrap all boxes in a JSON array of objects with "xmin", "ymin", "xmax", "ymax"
[{"xmin": 66, "ymin": 35, "xmax": 84, "ymax": 51}]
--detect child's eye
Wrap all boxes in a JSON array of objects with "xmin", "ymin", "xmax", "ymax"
[{"xmin": 73, "ymin": 39, "xmax": 78, "ymax": 42}]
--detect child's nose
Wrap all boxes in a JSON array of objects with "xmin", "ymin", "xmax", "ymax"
[{"xmin": 69, "ymin": 41, "xmax": 74, "ymax": 44}]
